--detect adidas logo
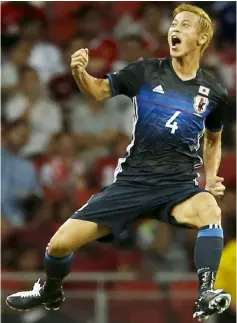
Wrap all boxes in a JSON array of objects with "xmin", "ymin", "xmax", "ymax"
[{"xmin": 153, "ymin": 85, "xmax": 164, "ymax": 94}]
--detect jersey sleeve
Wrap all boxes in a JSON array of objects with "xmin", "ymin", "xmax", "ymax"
[
  {"xmin": 205, "ymin": 89, "xmax": 228, "ymax": 132},
  {"xmin": 106, "ymin": 60, "xmax": 145, "ymax": 98}
]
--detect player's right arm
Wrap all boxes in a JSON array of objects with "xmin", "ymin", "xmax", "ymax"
[
  {"xmin": 71, "ymin": 48, "xmax": 145, "ymax": 101},
  {"xmin": 71, "ymin": 48, "xmax": 112, "ymax": 101}
]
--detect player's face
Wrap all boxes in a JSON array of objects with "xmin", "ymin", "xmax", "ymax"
[{"xmin": 168, "ymin": 11, "xmax": 202, "ymax": 58}]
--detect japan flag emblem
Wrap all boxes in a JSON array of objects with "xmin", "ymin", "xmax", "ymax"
[
  {"xmin": 199, "ymin": 86, "xmax": 210, "ymax": 96},
  {"xmin": 193, "ymin": 95, "xmax": 209, "ymax": 114}
]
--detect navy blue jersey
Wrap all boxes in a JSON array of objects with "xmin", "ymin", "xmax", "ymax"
[{"xmin": 107, "ymin": 58, "xmax": 228, "ymax": 186}]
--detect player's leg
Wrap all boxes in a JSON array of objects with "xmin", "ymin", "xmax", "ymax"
[
  {"xmin": 44, "ymin": 218, "xmax": 110, "ymax": 290},
  {"xmin": 171, "ymin": 192, "xmax": 231, "ymax": 321},
  {"xmin": 6, "ymin": 219, "xmax": 110, "ymax": 311},
  {"xmin": 6, "ymin": 182, "xmax": 147, "ymax": 312}
]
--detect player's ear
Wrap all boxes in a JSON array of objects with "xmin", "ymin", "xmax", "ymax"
[{"xmin": 198, "ymin": 33, "xmax": 208, "ymax": 46}]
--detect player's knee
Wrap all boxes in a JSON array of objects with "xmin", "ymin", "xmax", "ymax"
[
  {"xmin": 196, "ymin": 194, "xmax": 222, "ymax": 226},
  {"xmin": 47, "ymin": 236, "xmax": 73, "ymax": 258},
  {"xmin": 202, "ymin": 204, "xmax": 221, "ymax": 224}
]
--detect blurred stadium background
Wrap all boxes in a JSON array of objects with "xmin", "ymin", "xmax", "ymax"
[{"xmin": 1, "ymin": 1, "xmax": 236, "ymax": 323}]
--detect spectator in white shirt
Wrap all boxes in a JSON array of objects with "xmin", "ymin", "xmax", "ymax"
[
  {"xmin": 19, "ymin": 17, "xmax": 65, "ymax": 85},
  {"xmin": 5, "ymin": 66, "xmax": 62, "ymax": 156}
]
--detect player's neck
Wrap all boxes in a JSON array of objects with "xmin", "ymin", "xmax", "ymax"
[{"xmin": 172, "ymin": 55, "xmax": 200, "ymax": 81}]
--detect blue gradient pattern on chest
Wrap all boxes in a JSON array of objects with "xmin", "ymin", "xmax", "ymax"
[
  {"xmin": 137, "ymin": 84, "xmax": 214, "ymax": 118},
  {"xmin": 135, "ymin": 86, "xmax": 208, "ymax": 147}
]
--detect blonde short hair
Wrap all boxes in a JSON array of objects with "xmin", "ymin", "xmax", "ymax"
[{"xmin": 173, "ymin": 4, "xmax": 214, "ymax": 56}]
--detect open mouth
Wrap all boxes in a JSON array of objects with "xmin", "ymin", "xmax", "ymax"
[{"xmin": 171, "ymin": 35, "xmax": 181, "ymax": 47}]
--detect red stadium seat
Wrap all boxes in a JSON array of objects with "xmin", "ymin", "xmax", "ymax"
[
  {"xmin": 169, "ymin": 281, "xmax": 198, "ymax": 323},
  {"xmin": 114, "ymin": 280, "xmax": 159, "ymax": 292},
  {"xmin": 112, "ymin": 281, "xmax": 164, "ymax": 322},
  {"xmin": 109, "ymin": 299, "xmax": 166, "ymax": 323}
]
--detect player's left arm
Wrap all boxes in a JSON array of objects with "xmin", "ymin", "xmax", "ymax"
[
  {"xmin": 204, "ymin": 91, "xmax": 227, "ymax": 197},
  {"xmin": 203, "ymin": 129, "xmax": 224, "ymax": 196}
]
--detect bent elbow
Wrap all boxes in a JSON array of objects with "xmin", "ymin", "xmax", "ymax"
[
  {"xmin": 96, "ymin": 94, "xmax": 106, "ymax": 102},
  {"xmin": 93, "ymin": 91, "xmax": 110, "ymax": 102},
  {"xmin": 89, "ymin": 93, "xmax": 103, "ymax": 102}
]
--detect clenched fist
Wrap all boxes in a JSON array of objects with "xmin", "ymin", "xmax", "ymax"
[{"xmin": 71, "ymin": 48, "xmax": 89, "ymax": 74}]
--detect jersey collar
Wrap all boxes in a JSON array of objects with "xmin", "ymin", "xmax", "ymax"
[{"xmin": 168, "ymin": 57, "xmax": 201, "ymax": 85}]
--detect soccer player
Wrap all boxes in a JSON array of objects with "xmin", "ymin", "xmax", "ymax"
[{"xmin": 6, "ymin": 4, "xmax": 231, "ymax": 321}]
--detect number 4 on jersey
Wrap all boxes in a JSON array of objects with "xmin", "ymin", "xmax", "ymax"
[{"xmin": 165, "ymin": 111, "xmax": 181, "ymax": 134}]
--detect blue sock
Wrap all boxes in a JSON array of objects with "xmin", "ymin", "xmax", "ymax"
[
  {"xmin": 44, "ymin": 251, "xmax": 74, "ymax": 290},
  {"xmin": 194, "ymin": 224, "xmax": 224, "ymax": 293}
]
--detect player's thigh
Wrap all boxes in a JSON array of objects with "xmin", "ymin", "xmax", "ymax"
[
  {"xmin": 71, "ymin": 183, "xmax": 147, "ymax": 235},
  {"xmin": 48, "ymin": 183, "xmax": 147, "ymax": 256},
  {"xmin": 48, "ymin": 219, "xmax": 110, "ymax": 256},
  {"xmin": 171, "ymin": 192, "xmax": 221, "ymax": 228}
]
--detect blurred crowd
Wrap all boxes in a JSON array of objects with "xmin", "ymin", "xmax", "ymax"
[{"xmin": 1, "ymin": 1, "xmax": 236, "ymax": 280}]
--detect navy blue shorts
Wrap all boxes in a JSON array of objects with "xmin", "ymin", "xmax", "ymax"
[{"xmin": 71, "ymin": 181, "xmax": 206, "ymax": 242}]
